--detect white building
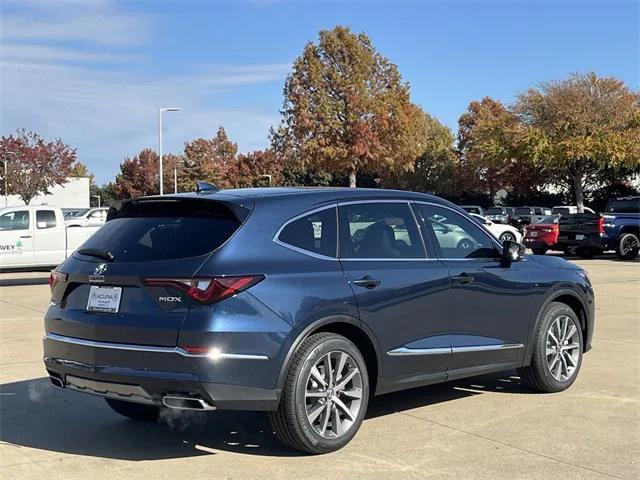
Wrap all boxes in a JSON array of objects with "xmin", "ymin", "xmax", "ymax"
[{"xmin": 2, "ymin": 177, "xmax": 90, "ymax": 208}]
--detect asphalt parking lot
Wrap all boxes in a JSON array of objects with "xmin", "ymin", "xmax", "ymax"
[{"xmin": 0, "ymin": 254, "xmax": 638, "ymax": 480}]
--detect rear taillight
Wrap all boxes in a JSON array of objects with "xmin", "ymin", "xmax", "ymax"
[
  {"xmin": 49, "ymin": 271, "xmax": 67, "ymax": 291},
  {"xmin": 598, "ymin": 217, "xmax": 605, "ymax": 234},
  {"xmin": 143, "ymin": 275, "xmax": 264, "ymax": 304},
  {"xmin": 541, "ymin": 227, "xmax": 553, "ymax": 233}
]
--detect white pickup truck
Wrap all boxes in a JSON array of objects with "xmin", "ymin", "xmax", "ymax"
[{"xmin": 0, "ymin": 205, "xmax": 101, "ymax": 270}]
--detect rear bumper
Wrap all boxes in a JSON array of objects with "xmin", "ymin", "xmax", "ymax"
[
  {"xmin": 556, "ymin": 235, "xmax": 606, "ymax": 251},
  {"xmin": 43, "ymin": 333, "xmax": 281, "ymax": 411},
  {"xmin": 523, "ymin": 237, "xmax": 555, "ymax": 249}
]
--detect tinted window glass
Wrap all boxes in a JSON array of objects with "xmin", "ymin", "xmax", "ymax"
[
  {"xmin": 515, "ymin": 207, "xmax": 532, "ymax": 215},
  {"xmin": 338, "ymin": 203, "xmax": 424, "ymax": 259},
  {"xmin": 77, "ymin": 199, "xmax": 242, "ymax": 262},
  {"xmin": 278, "ymin": 207, "xmax": 337, "ymax": 258},
  {"xmin": 416, "ymin": 204, "xmax": 497, "ymax": 259},
  {"xmin": 486, "ymin": 207, "xmax": 504, "ymax": 215},
  {"xmin": 536, "ymin": 216, "xmax": 559, "ymax": 224},
  {"xmin": 0, "ymin": 211, "xmax": 29, "ymax": 231},
  {"xmin": 606, "ymin": 198, "xmax": 640, "ymax": 214},
  {"xmin": 36, "ymin": 210, "xmax": 57, "ymax": 229}
]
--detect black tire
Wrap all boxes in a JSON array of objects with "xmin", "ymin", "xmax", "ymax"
[
  {"xmin": 616, "ymin": 233, "xmax": 640, "ymax": 260},
  {"xmin": 518, "ymin": 302, "xmax": 583, "ymax": 393},
  {"xmin": 105, "ymin": 398, "xmax": 160, "ymax": 421},
  {"xmin": 531, "ymin": 248, "xmax": 548, "ymax": 255},
  {"xmin": 269, "ymin": 332, "xmax": 369, "ymax": 454}
]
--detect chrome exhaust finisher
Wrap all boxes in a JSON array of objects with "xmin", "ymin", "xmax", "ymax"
[
  {"xmin": 49, "ymin": 375, "xmax": 64, "ymax": 388},
  {"xmin": 162, "ymin": 395, "xmax": 216, "ymax": 411}
]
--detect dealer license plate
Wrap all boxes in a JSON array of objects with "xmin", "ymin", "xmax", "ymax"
[{"xmin": 86, "ymin": 286, "xmax": 122, "ymax": 313}]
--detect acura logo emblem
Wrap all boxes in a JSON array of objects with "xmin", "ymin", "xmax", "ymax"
[{"xmin": 94, "ymin": 264, "xmax": 107, "ymax": 275}]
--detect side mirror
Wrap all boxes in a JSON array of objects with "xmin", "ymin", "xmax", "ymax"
[{"xmin": 501, "ymin": 240, "xmax": 525, "ymax": 267}]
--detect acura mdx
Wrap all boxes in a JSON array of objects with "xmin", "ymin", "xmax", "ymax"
[{"xmin": 44, "ymin": 188, "xmax": 594, "ymax": 454}]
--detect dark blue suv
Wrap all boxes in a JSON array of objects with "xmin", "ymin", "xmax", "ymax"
[{"xmin": 44, "ymin": 188, "xmax": 594, "ymax": 454}]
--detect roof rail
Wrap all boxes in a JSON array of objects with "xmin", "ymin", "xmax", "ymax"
[{"xmin": 195, "ymin": 181, "xmax": 220, "ymax": 194}]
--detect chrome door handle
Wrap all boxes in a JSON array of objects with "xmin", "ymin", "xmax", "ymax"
[{"xmin": 352, "ymin": 277, "xmax": 382, "ymax": 289}]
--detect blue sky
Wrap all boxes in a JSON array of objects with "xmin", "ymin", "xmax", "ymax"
[{"xmin": 1, "ymin": 0, "xmax": 638, "ymax": 184}]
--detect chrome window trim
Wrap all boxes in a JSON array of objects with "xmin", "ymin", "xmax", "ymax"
[
  {"xmin": 337, "ymin": 199, "xmax": 428, "ymax": 260},
  {"xmin": 273, "ymin": 203, "xmax": 339, "ymax": 261},
  {"xmin": 45, "ymin": 333, "xmax": 269, "ymax": 360},
  {"xmin": 387, "ymin": 343, "xmax": 523, "ymax": 356}
]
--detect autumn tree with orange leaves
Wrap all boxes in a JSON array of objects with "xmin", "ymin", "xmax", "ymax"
[{"xmin": 273, "ymin": 26, "xmax": 427, "ymax": 188}]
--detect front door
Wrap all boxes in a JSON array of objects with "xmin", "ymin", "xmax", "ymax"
[
  {"xmin": 0, "ymin": 209, "xmax": 34, "ymax": 267},
  {"xmin": 414, "ymin": 203, "xmax": 533, "ymax": 379},
  {"xmin": 34, "ymin": 208, "xmax": 65, "ymax": 265},
  {"xmin": 337, "ymin": 201, "xmax": 451, "ymax": 393}
]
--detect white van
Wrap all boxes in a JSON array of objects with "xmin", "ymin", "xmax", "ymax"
[{"xmin": 0, "ymin": 205, "xmax": 100, "ymax": 270}]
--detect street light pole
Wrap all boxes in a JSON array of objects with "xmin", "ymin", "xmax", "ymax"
[
  {"xmin": 158, "ymin": 107, "xmax": 181, "ymax": 195},
  {"xmin": 3, "ymin": 151, "xmax": 15, "ymax": 208}
]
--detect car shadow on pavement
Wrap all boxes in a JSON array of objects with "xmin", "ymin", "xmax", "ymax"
[
  {"xmin": 1, "ymin": 372, "xmax": 531, "ymax": 460},
  {"xmin": 0, "ymin": 275, "xmax": 50, "ymax": 287}
]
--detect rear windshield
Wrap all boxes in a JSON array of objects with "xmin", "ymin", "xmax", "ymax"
[
  {"xmin": 486, "ymin": 207, "xmax": 504, "ymax": 215},
  {"xmin": 76, "ymin": 199, "xmax": 243, "ymax": 262},
  {"xmin": 515, "ymin": 208, "xmax": 532, "ymax": 215},
  {"xmin": 605, "ymin": 198, "xmax": 640, "ymax": 214},
  {"xmin": 536, "ymin": 216, "xmax": 558, "ymax": 224}
]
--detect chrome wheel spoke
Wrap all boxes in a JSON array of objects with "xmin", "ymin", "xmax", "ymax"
[
  {"xmin": 332, "ymin": 406, "xmax": 343, "ymax": 436},
  {"xmin": 564, "ymin": 351, "xmax": 577, "ymax": 367},
  {"xmin": 333, "ymin": 396, "xmax": 355, "ymax": 421},
  {"xmin": 546, "ymin": 346, "xmax": 556, "ymax": 357},
  {"xmin": 334, "ymin": 369, "xmax": 358, "ymax": 392},
  {"xmin": 310, "ymin": 365, "xmax": 327, "ymax": 389},
  {"xmin": 341, "ymin": 388, "xmax": 362, "ymax": 399},
  {"xmin": 319, "ymin": 403, "xmax": 331, "ymax": 435},
  {"xmin": 307, "ymin": 402, "xmax": 325, "ymax": 423},
  {"xmin": 305, "ymin": 390, "xmax": 326, "ymax": 398},
  {"xmin": 324, "ymin": 353, "xmax": 333, "ymax": 387},
  {"xmin": 335, "ymin": 352, "xmax": 348, "ymax": 382}
]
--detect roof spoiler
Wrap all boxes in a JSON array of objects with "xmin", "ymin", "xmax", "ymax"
[{"xmin": 195, "ymin": 181, "xmax": 220, "ymax": 194}]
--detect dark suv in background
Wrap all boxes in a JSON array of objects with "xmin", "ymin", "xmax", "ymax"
[
  {"xmin": 603, "ymin": 196, "xmax": 640, "ymax": 260},
  {"xmin": 44, "ymin": 188, "xmax": 594, "ymax": 454}
]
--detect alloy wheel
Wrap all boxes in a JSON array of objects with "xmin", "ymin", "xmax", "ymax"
[
  {"xmin": 304, "ymin": 350, "xmax": 363, "ymax": 439},
  {"xmin": 545, "ymin": 315, "xmax": 580, "ymax": 382},
  {"xmin": 501, "ymin": 232, "xmax": 516, "ymax": 242},
  {"xmin": 621, "ymin": 235, "xmax": 639, "ymax": 256}
]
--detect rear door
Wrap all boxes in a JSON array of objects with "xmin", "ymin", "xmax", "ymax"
[
  {"xmin": 337, "ymin": 201, "xmax": 451, "ymax": 391},
  {"xmin": 48, "ymin": 197, "xmax": 248, "ymax": 346},
  {"xmin": 0, "ymin": 209, "xmax": 34, "ymax": 267}
]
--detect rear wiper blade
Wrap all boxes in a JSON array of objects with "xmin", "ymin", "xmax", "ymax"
[{"xmin": 77, "ymin": 248, "xmax": 114, "ymax": 261}]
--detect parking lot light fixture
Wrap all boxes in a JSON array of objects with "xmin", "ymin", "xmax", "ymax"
[{"xmin": 158, "ymin": 107, "xmax": 181, "ymax": 196}]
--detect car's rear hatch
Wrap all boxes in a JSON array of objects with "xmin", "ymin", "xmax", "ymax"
[{"xmin": 48, "ymin": 196, "xmax": 251, "ymax": 346}]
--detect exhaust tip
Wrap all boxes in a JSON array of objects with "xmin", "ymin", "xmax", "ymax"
[
  {"xmin": 49, "ymin": 376, "xmax": 64, "ymax": 388},
  {"xmin": 162, "ymin": 395, "xmax": 216, "ymax": 411}
]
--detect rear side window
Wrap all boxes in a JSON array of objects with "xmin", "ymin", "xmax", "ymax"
[
  {"xmin": 606, "ymin": 198, "xmax": 640, "ymax": 214},
  {"xmin": 36, "ymin": 210, "xmax": 57, "ymax": 229},
  {"xmin": 77, "ymin": 199, "xmax": 243, "ymax": 262},
  {"xmin": 338, "ymin": 202, "xmax": 425, "ymax": 259},
  {"xmin": 515, "ymin": 207, "xmax": 532, "ymax": 215},
  {"xmin": 278, "ymin": 207, "xmax": 337, "ymax": 258},
  {"xmin": 0, "ymin": 210, "xmax": 29, "ymax": 231}
]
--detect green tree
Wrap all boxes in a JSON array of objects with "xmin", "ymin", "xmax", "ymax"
[
  {"xmin": 0, "ymin": 129, "xmax": 76, "ymax": 204},
  {"xmin": 457, "ymin": 97, "xmax": 525, "ymax": 200},
  {"xmin": 179, "ymin": 127, "xmax": 237, "ymax": 191},
  {"xmin": 273, "ymin": 26, "xmax": 426, "ymax": 188},
  {"xmin": 386, "ymin": 113, "xmax": 457, "ymax": 195},
  {"xmin": 515, "ymin": 72, "xmax": 640, "ymax": 212}
]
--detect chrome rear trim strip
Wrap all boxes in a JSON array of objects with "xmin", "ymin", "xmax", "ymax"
[
  {"xmin": 45, "ymin": 333, "xmax": 269, "ymax": 360},
  {"xmin": 452, "ymin": 343, "xmax": 524, "ymax": 353},
  {"xmin": 387, "ymin": 347, "xmax": 451, "ymax": 356}
]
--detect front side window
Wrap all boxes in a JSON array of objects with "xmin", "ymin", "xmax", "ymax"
[
  {"xmin": 338, "ymin": 202, "xmax": 424, "ymax": 259},
  {"xmin": 415, "ymin": 204, "xmax": 498, "ymax": 259},
  {"xmin": 0, "ymin": 211, "xmax": 29, "ymax": 231},
  {"xmin": 36, "ymin": 210, "xmax": 57, "ymax": 229},
  {"xmin": 278, "ymin": 207, "xmax": 337, "ymax": 258}
]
